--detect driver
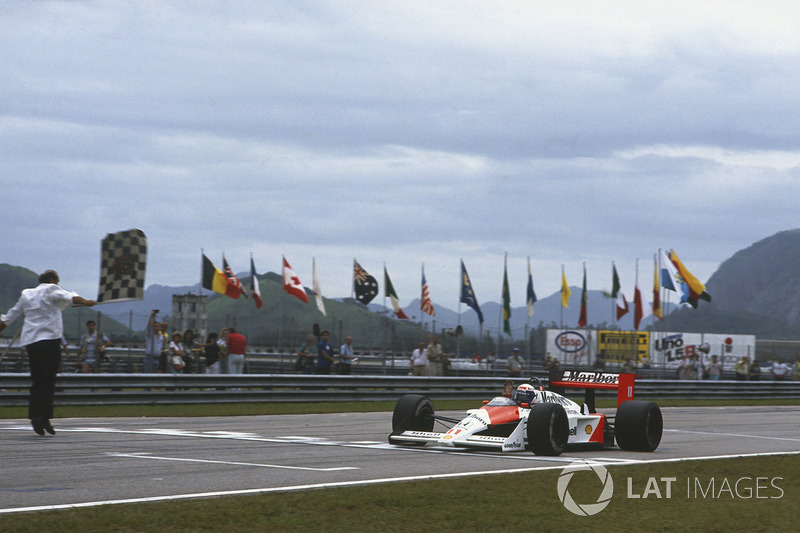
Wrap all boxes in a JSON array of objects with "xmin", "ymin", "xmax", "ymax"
[{"xmin": 512, "ymin": 383, "xmax": 538, "ymax": 406}]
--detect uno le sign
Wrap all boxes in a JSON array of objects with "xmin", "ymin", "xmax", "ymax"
[{"xmin": 555, "ymin": 331, "xmax": 586, "ymax": 353}]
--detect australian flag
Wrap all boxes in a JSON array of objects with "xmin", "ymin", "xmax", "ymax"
[{"xmin": 353, "ymin": 260, "xmax": 378, "ymax": 305}]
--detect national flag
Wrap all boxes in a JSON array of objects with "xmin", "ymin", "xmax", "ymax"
[
  {"xmin": 460, "ymin": 260, "xmax": 483, "ymax": 324},
  {"xmin": 612, "ymin": 263, "xmax": 629, "ymax": 320},
  {"xmin": 282, "ymin": 256, "xmax": 309, "ymax": 303},
  {"xmin": 660, "ymin": 249, "xmax": 690, "ymax": 303},
  {"xmin": 202, "ymin": 254, "xmax": 241, "ymax": 299},
  {"xmin": 385, "ymin": 267, "xmax": 409, "ymax": 319},
  {"xmin": 560, "ymin": 267, "xmax": 571, "ymax": 308},
  {"xmin": 420, "ymin": 264, "xmax": 435, "ymax": 316},
  {"xmin": 97, "ymin": 229, "xmax": 147, "ymax": 303},
  {"xmin": 652, "ymin": 255, "xmax": 662, "ymax": 320},
  {"xmin": 312, "ymin": 257, "xmax": 326, "ymax": 316},
  {"xmin": 353, "ymin": 259, "xmax": 378, "ymax": 305},
  {"xmin": 502, "ymin": 256, "xmax": 511, "ymax": 336},
  {"xmin": 633, "ymin": 282, "xmax": 644, "ymax": 330},
  {"xmin": 526, "ymin": 257, "xmax": 537, "ymax": 318},
  {"xmin": 250, "ymin": 256, "xmax": 263, "ymax": 309},
  {"xmin": 668, "ymin": 250, "xmax": 712, "ymax": 308},
  {"xmin": 223, "ymin": 254, "xmax": 248, "ymax": 298},
  {"xmin": 578, "ymin": 264, "xmax": 587, "ymax": 327}
]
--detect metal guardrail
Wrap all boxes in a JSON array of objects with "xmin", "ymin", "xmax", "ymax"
[{"xmin": 1, "ymin": 373, "xmax": 798, "ymax": 406}]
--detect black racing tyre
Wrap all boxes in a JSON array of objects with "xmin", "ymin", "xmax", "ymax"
[
  {"xmin": 527, "ymin": 403, "xmax": 569, "ymax": 456},
  {"xmin": 391, "ymin": 394, "xmax": 435, "ymax": 435},
  {"xmin": 615, "ymin": 400, "xmax": 663, "ymax": 452}
]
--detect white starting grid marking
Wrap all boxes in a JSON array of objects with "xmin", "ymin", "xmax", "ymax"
[{"xmin": 104, "ymin": 452, "xmax": 358, "ymax": 472}]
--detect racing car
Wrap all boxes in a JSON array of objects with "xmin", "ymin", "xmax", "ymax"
[{"xmin": 388, "ymin": 371, "xmax": 663, "ymax": 456}]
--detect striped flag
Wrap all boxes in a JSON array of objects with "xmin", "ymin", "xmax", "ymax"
[
  {"xmin": 202, "ymin": 254, "xmax": 241, "ymax": 299},
  {"xmin": 612, "ymin": 263, "xmax": 629, "ymax": 320},
  {"xmin": 385, "ymin": 267, "xmax": 409, "ymax": 319},
  {"xmin": 420, "ymin": 264, "xmax": 435, "ymax": 316},
  {"xmin": 250, "ymin": 257, "xmax": 263, "ymax": 309}
]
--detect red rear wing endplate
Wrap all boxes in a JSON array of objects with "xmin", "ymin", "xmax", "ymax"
[{"xmin": 550, "ymin": 371, "xmax": 635, "ymax": 408}]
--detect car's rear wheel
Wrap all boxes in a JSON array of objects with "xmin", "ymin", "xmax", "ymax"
[
  {"xmin": 615, "ymin": 400, "xmax": 663, "ymax": 452},
  {"xmin": 390, "ymin": 394, "xmax": 435, "ymax": 444},
  {"xmin": 527, "ymin": 403, "xmax": 569, "ymax": 456}
]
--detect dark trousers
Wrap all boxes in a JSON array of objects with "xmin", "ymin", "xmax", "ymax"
[{"xmin": 27, "ymin": 339, "xmax": 61, "ymax": 420}]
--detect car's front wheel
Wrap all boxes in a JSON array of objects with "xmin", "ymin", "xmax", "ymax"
[
  {"xmin": 527, "ymin": 403, "xmax": 569, "ymax": 456},
  {"xmin": 390, "ymin": 394, "xmax": 435, "ymax": 444}
]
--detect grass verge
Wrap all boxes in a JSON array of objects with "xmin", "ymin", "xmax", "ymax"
[{"xmin": 0, "ymin": 455, "xmax": 796, "ymax": 532}]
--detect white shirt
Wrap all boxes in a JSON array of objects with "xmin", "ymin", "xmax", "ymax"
[
  {"xmin": 1, "ymin": 283, "xmax": 77, "ymax": 346},
  {"xmin": 411, "ymin": 348, "xmax": 428, "ymax": 366},
  {"xmin": 772, "ymin": 362, "xmax": 790, "ymax": 377}
]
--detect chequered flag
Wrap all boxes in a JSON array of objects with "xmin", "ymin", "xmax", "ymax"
[{"xmin": 97, "ymin": 229, "xmax": 147, "ymax": 303}]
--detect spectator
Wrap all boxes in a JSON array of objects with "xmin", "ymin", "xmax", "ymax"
[
  {"xmin": 410, "ymin": 341, "xmax": 429, "ymax": 376},
  {"xmin": 0, "ymin": 270, "xmax": 97, "ymax": 436},
  {"xmin": 168, "ymin": 331, "xmax": 186, "ymax": 374},
  {"xmin": 427, "ymin": 335, "xmax": 445, "ymax": 376},
  {"xmin": 706, "ymin": 355, "xmax": 722, "ymax": 381},
  {"xmin": 734, "ymin": 356, "xmax": 750, "ymax": 381},
  {"xmin": 76, "ymin": 320, "xmax": 111, "ymax": 373},
  {"xmin": 771, "ymin": 358, "xmax": 790, "ymax": 381},
  {"xmin": 202, "ymin": 332, "xmax": 222, "ymax": 374},
  {"xmin": 794, "ymin": 355, "xmax": 800, "ymax": 381},
  {"xmin": 182, "ymin": 330, "xmax": 199, "ymax": 373},
  {"xmin": 158, "ymin": 320, "xmax": 170, "ymax": 373},
  {"xmin": 144, "ymin": 310, "xmax": 164, "ymax": 373},
  {"xmin": 621, "ymin": 357, "xmax": 637, "ymax": 374},
  {"xmin": 507, "ymin": 348, "xmax": 524, "ymax": 378},
  {"xmin": 217, "ymin": 328, "xmax": 230, "ymax": 374},
  {"xmin": 337, "ymin": 335, "xmax": 356, "ymax": 374},
  {"xmin": 295, "ymin": 334, "xmax": 316, "ymax": 374},
  {"xmin": 316, "ymin": 330, "xmax": 335, "ymax": 374},
  {"xmin": 748, "ymin": 360, "xmax": 761, "ymax": 381},
  {"xmin": 227, "ymin": 327, "xmax": 247, "ymax": 374}
]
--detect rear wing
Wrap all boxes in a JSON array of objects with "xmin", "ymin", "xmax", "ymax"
[{"xmin": 549, "ymin": 371, "xmax": 635, "ymax": 412}]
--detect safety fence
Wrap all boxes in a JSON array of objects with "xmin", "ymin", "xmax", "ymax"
[{"xmin": 1, "ymin": 373, "xmax": 798, "ymax": 406}]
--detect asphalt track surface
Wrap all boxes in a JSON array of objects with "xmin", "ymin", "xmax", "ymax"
[{"xmin": 1, "ymin": 406, "xmax": 799, "ymax": 515}]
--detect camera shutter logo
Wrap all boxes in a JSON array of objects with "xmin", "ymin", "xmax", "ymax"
[{"xmin": 557, "ymin": 459, "xmax": 614, "ymax": 516}]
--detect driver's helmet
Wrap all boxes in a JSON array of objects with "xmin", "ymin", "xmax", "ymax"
[{"xmin": 513, "ymin": 383, "xmax": 537, "ymax": 405}]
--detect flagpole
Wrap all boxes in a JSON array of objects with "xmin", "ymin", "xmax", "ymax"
[{"xmin": 560, "ymin": 265, "xmax": 564, "ymax": 329}]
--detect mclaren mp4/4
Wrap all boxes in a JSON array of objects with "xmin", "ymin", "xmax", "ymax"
[{"xmin": 388, "ymin": 371, "xmax": 663, "ymax": 456}]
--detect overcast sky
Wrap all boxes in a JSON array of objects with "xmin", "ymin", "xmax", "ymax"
[{"xmin": 3, "ymin": 1, "xmax": 800, "ymax": 314}]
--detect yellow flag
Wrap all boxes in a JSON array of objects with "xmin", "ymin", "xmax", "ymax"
[{"xmin": 561, "ymin": 268, "xmax": 571, "ymax": 308}]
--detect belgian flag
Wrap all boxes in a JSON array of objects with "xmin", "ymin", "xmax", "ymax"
[{"xmin": 202, "ymin": 254, "xmax": 241, "ymax": 299}]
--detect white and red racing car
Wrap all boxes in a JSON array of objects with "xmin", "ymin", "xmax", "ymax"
[{"xmin": 388, "ymin": 371, "xmax": 663, "ymax": 456}]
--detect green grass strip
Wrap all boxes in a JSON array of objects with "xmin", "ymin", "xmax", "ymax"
[{"xmin": 0, "ymin": 455, "xmax": 796, "ymax": 532}]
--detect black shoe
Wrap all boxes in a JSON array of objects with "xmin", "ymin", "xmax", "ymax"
[
  {"xmin": 31, "ymin": 418, "xmax": 45, "ymax": 436},
  {"xmin": 43, "ymin": 419, "xmax": 56, "ymax": 435}
]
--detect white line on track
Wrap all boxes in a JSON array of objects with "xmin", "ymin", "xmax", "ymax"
[
  {"xmin": 104, "ymin": 452, "xmax": 359, "ymax": 472},
  {"xmin": 2, "ymin": 449, "xmax": 799, "ymax": 516},
  {"xmin": 664, "ymin": 428, "xmax": 800, "ymax": 442}
]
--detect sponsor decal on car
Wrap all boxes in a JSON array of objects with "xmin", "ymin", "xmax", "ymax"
[{"xmin": 560, "ymin": 370, "xmax": 620, "ymax": 384}]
